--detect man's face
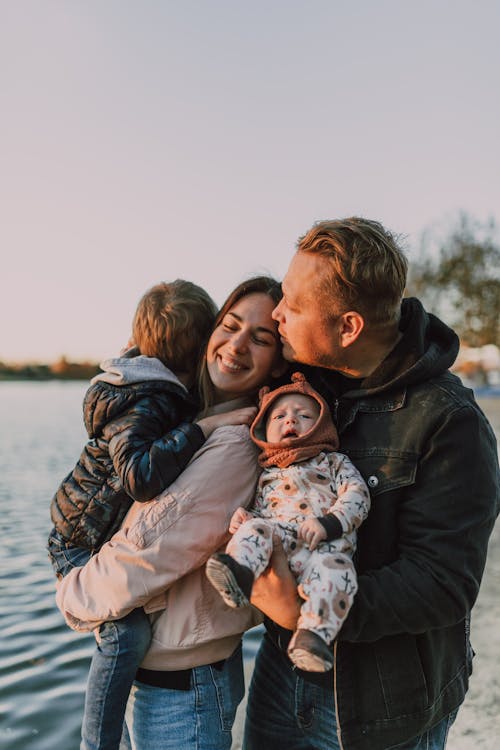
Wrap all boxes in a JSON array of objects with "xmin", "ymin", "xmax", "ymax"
[{"xmin": 273, "ymin": 252, "xmax": 343, "ymax": 368}]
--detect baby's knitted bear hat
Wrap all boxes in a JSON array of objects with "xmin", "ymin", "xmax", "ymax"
[{"xmin": 250, "ymin": 372, "xmax": 339, "ymax": 468}]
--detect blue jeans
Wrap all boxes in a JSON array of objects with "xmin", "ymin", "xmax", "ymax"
[
  {"xmin": 48, "ymin": 529, "xmax": 152, "ymax": 750},
  {"xmin": 243, "ymin": 633, "xmax": 336, "ymax": 750},
  {"xmin": 243, "ymin": 633, "xmax": 457, "ymax": 750},
  {"xmin": 47, "ymin": 527, "xmax": 93, "ymax": 577},
  {"xmin": 122, "ymin": 643, "xmax": 245, "ymax": 750}
]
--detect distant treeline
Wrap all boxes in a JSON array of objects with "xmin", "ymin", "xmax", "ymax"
[
  {"xmin": 0, "ymin": 356, "xmax": 100, "ymax": 381},
  {"xmin": 3, "ymin": 213, "xmax": 499, "ymax": 380},
  {"xmin": 407, "ymin": 212, "xmax": 500, "ymax": 347}
]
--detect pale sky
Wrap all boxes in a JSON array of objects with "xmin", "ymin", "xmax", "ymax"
[{"xmin": 2, "ymin": 0, "xmax": 499, "ymax": 362}]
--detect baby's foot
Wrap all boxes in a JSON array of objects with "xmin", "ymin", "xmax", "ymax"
[
  {"xmin": 287, "ymin": 629, "xmax": 334, "ymax": 672},
  {"xmin": 206, "ymin": 553, "xmax": 254, "ymax": 608}
]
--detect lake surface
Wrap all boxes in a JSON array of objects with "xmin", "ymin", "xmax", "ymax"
[
  {"xmin": 0, "ymin": 382, "xmax": 499, "ymax": 750},
  {"xmin": 0, "ymin": 382, "xmax": 264, "ymax": 750}
]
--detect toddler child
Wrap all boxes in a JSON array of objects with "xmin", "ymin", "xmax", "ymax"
[
  {"xmin": 48, "ymin": 279, "xmax": 248, "ymax": 750},
  {"xmin": 206, "ymin": 372, "xmax": 370, "ymax": 672}
]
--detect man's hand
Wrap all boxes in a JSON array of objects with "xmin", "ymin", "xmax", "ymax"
[
  {"xmin": 229, "ymin": 507, "xmax": 253, "ymax": 534},
  {"xmin": 298, "ymin": 517, "xmax": 327, "ymax": 551},
  {"xmin": 250, "ymin": 534, "xmax": 301, "ymax": 630}
]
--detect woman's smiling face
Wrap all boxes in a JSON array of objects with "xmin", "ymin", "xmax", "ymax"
[{"xmin": 206, "ymin": 292, "xmax": 283, "ymax": 402}]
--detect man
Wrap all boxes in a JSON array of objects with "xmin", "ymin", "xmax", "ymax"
[{"xmin": 245, "ymin": 217, "xmax": 500, "ymax": 750}]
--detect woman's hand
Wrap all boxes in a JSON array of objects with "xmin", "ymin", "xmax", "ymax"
[
  {"xmin": 196, "ymin": 407, "xmax": 258, "ymax": 438},
  {"xmin": 250, "ymin": 534, "xmax": 301, "ymax": 630}
]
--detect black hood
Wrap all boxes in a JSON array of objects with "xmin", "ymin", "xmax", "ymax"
[{"xmin": 358, "ymin": 297, "xmax": 460, "ymax": 395}]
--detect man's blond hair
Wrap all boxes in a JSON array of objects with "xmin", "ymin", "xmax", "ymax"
[
  {"xmin": 132, "ymin": 280, "xmax": 217, "ymax": 375},
  {"xmin": 297, "ymin": 217, "xmax": 408, "ymax": 326}
]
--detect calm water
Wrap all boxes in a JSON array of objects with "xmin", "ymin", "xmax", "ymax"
[
  {"xmin": 0, "ymin": 382, "xmax": 264, "ymax": 750},
  {"xmin": 1, "ymin": 383, "xmax": 499, "ymax": 750}
]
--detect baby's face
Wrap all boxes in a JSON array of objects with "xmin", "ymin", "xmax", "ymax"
[{"xmin": 265, "ymin": 393, "xmax": 320, "ymax": 443}]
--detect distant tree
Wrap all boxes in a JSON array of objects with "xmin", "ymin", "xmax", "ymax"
[
  {"xmin": 51, "ymin": 355, "xmax": 71, "ymax": 375},
  {"xmin": 407, "ymin": 213, "xmax": 500, "ymax": 346},
  {"xmin": 50, "ymin": 356, "xmax": 100, "ymax": 379}
]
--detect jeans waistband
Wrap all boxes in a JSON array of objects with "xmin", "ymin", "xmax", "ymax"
[{"xmin": 135, "ymin": 660, "xmax": 226, "ymax": 691}]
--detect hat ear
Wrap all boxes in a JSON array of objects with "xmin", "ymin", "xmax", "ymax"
[
  {"xmin": 258, "ymin": 386, "xmax": 270, "ymax": 405},
  {"xmin": 291, "ymin": 372, "xmax": 306, "ymax": 384}
]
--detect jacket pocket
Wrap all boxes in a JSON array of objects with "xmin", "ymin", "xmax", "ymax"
[
  {"xmin": 372, "ymin": 633, "xmax": 429, "ymax": 719},
  {"xmin": 346, "ymin": 449, "xmax": 417, "ymax": 496},
  {"xmin": 344, "ymin": 450, "xmax": 418, "ymax": 569}
]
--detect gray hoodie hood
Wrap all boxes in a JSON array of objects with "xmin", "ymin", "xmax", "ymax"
[{"xmin": 91, "ymin": 348, "xmax": 187, "ymax": 393}]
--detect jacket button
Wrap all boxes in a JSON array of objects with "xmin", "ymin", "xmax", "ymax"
[{"xmin": 367, "ymin": 475, "xmax": 379, "ymax": 488}]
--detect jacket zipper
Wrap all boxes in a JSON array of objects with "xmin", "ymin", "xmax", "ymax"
[
  {"xmin": 333, "ymin": 640, "xmax": 345, "ymax": 750},
  {"xmin": 333, "ymin": 398, "xmax": 340, "ymax": 424}
]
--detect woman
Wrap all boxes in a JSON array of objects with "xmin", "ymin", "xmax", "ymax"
[{"xmin": 56, "ymin": 276, "xmax": 286, "ymax": 750}]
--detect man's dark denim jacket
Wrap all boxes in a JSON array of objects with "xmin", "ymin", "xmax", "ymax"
[{"xmin": 278, "ymin": 298, "xmax": 500, "ymax": 750}]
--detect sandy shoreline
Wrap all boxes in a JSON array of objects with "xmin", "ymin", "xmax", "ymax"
[
  {"xmin": 446, "ymin": 518, "xmax": 500, "ymax": 749},
  {"xmin": 231, "ymin": 517, "xmax": 500, "ymax": 750}
]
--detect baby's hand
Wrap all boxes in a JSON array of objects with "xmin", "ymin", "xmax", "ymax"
[
  {"xmin": 229, "ymin": 507, "xmax": 253, "ymax": 534},
  {"xmin": 298, "ymin": 518, "xmax": 327, "ymax": 551},
  {"xmin": 196, "ymin": 406, "xmax": 258, "ymax": 438}
]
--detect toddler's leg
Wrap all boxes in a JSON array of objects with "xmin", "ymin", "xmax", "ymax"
[
  {"xmin": 288, "ymin": 550, "xmax": 358, "ymax": 672},
  {"xmin": 206, "ymin": 519, "xmax": 274, "ymax": 608},
  {"xmin": 47, "ymin": 529, "xmax": 91, "ymax": 579},
  {"xmin": 81, "ymin": 607, "xmax": 151, "ymax": 750}
]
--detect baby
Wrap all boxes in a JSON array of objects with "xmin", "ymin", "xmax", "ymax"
[{"xmin": 206, "ymin": 372, "xmax": 370, "ymax": 672}]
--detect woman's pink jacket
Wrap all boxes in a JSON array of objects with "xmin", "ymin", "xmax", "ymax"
[{"xmin": 56, "ymin": 424, "xmax": 263, "ymax": 670}]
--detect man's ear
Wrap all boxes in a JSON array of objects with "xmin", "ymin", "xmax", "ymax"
[{"xmin": 339, "ymin": 311, "xmax": 364, "ymax": 347}]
